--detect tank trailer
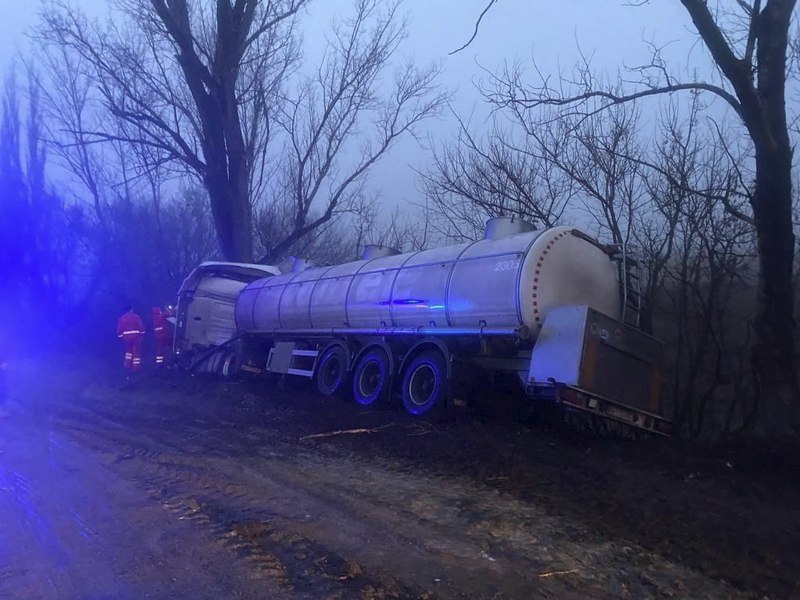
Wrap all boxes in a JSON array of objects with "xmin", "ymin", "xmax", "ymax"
[{"xmin": 175, "ymin": 219, "xmax": 672, "ymax": 436}]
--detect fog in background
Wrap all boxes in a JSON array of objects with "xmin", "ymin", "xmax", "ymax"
[{"xmin": 1, "ymin": 0, "xmax": 697, "ymax": 212}]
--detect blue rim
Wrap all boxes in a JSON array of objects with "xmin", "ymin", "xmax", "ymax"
[
  {"xmin": 403, "ymin": 355, "xmax": 444, "ymax": 415},
  {"xmin": 353, "ymin": 354, "xmax": 387, "ymax": 406}
]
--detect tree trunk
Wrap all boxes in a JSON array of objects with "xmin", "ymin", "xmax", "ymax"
[
  {"xmin": 749, "ymin": 145, "xmax": 799, "ymax": 437},
  {"xmin": 206, "ymin": 172, "xmax": 252, "ymax": 263}
]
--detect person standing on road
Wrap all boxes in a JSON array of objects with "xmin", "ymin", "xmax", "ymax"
[
  {"xmin": 151, "ymin": 306, "xmax": 172, "ymax": 368},
  {"xmin": 117, "ymin": 305, "xmax": 145, "ymax": 375}
]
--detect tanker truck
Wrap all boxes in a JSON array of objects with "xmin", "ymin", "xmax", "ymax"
[{"xmin": 195, "ymin": 219, "xmax": 672, "ymax": 436}]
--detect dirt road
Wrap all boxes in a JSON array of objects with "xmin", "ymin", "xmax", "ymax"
[{"xmin": 1, "ymin": 358, "xmax": 798, "ymax": 599}]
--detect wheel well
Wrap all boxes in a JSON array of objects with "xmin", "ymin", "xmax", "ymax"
[
  {"xmin": 399, "ymin": 338, "xmax": 452, "ymax": 379},
  {"xmin": 353, "ymin": 342, "xmax": 396, "ymax": 376},
  {"xmin": 317, "ymin": 340, "xmax": 354, "ymax": 372}
]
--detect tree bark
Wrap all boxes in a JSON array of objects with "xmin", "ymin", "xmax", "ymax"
[
  {"xmin": 680, "ymin": 0, "xmax": 799, "ymax": 437},
  {"xmin": 746, "ymin": 0, "xmax": 799, "ymax": 436},
  {"xmin": 152, "ymin": 0, "xmax": 256, "ymax": 262},
  {"xmin": 750, "ymin": 145, "xmax": 798, "ymax": 436}
]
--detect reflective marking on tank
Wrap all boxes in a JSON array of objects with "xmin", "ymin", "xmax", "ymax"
[{"xmin": 386, "ymin": 250, "xmax": 423, "ymax": 327}]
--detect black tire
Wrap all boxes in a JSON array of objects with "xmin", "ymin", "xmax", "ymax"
[
  {"xmin": 315, "ymin": 345, "xmax": 348, "ymax": 397},
  {"xmin": 207, "ymin": 351, "xmax": 223, "ymax": 374},
  {"xmin": 401, "ymin": 350, "xmax": 448, "ymax": 417},
  {"xmin": 219, "ymin": 349, "xmax": 241, "ymax": 380},
  {"xmin": 352, "ymin": 349, "xmax": 392, "ymax": 406}
]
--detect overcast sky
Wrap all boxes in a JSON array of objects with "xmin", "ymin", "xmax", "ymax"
[{"xmin": 0, "ymin": 1, "xmax": 705, "ymax": 212}]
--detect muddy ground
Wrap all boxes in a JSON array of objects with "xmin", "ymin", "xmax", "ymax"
[{"xmin": 1, "ymin": 356, "xmax": 799, "ymax": 599}]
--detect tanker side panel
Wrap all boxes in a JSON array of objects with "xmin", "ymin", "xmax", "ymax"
[
  {"xmin": 309, "ymin": 276, "xmax": 352, "ymax": 327},
  {"xmin": 346, "ymin": 269, "xmax": 396, "ymax": 328},
  {"xmin": 345, "ymin": 252, "xmax": 412, "ymax": 328},
  {"xmin": 252, "ymin": 281, "xmax": 284, "ymax": 331},
  {"xmin": 446, "ymin": 232, "xmax": 542, "ymax": 328},
  {"xmin": 390, "ymin": 243, "xmax": 470, "ymax": 328},
  {"xmin": 234, "ymin": 285, "xmax": 259, "ymax": 331},
  {"xmin": 391, "ymin": 263, "xmax": 452, "ymax": 327},
  {"xmin": 279, "ymin": 280, "xmax": 315, "ymax": 329},
  {"xmin": 235, "ymin": 227, "xmax": 620, "ymax": 337},
  {"xmin": 448, "ymin": 256, "xmax": 522, "ymax": 327}
]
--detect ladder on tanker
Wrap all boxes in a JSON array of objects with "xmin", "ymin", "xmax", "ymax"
[{"xmin": 611, "ymin": 248, "xmax": 643, "ymax": 329}]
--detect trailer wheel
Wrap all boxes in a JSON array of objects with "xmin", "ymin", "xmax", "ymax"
[
  {"xmin": 352, "ymin": 349, "xmax": 391, "ymax": 406},
  {"xmin": 401, "ymin": 350, "xmax": 447, "ymax": 417},
  {"xmin": 316, "ymin": 345, "xmax": 348, "ymax": 397}
]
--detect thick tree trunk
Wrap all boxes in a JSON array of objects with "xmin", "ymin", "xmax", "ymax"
[
  {"xmin": 206, "ymin": 173, "xmax": 253, "ymax": 263},
  {"xmin": 149, "ymin": 0, "xmax": 257, "ymax": 263},
  {"xmin": 749, "ymin": 146, "xmax": 799, "ymax": 437},
  {"xmin": 678, "ymin": 0, "xmax": 800, "ymax": 437},
  {"xmin": 744, "ymin": 0, "xmax": 800, "ymax": 437}
]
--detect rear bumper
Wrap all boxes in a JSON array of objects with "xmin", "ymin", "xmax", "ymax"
[{"xmin": 526, "ymin": 382, "xmax": 673, "ymax": 437}]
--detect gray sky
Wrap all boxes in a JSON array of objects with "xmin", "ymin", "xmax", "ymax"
[{"xmin": 0, "ymin": 1, "xmax": 703, "ymax": 211}]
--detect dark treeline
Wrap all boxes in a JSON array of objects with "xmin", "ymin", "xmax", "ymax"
[{"xmin": 0, "ymin": 71, "xmax": 217, "ymax": 351}]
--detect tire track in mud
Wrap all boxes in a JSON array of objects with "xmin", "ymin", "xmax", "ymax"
[
  {"xmin": 36, "ymin": 371, "xmax": 786, "ymax": 599},
  {"xmin": 54, "ymin": 412, "xmax": 429, "ymax": 599},
  {"xmin": 51, "ymin": 401, "xmax": 748, "ymax": 600},
  {"xmin": 55, "ymin": 406, "xmax": 557, "ymax": 597}
]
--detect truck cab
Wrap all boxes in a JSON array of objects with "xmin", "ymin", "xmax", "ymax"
[{"xmin": 174, "ymin": 261, "xmax": 281, "ymax": 369}]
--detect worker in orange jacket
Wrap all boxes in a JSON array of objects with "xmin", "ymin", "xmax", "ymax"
[
  {"xmin": 151, "ymin": 306, "xmax": 173, "ymax": 368},
  {"xmin": 117, "ymin": 305, "xmax": 145, "ymax": 374}
]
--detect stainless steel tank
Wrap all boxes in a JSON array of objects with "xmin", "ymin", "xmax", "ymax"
[{"xmin": 235, "ymin": 226, "xmax": 620, "ymax": 339}]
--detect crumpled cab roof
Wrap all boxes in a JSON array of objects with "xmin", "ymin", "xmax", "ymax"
[{"xmin": 177, "ymin": 261, "xmax": 280, "ymax": 296}]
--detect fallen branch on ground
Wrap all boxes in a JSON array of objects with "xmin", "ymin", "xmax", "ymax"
[
  {"xmin": 538, "ymin": 569, "xmax": 579, "ymax": 578},
  {"xmin": 300, "ymin": 424, "xmax": 394, "ymax": 441}
]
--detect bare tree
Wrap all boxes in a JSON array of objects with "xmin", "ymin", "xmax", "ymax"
[
  {"xmin": 257, "ymin": 0, "xmax": 446, "ymax": 261},
  {"xmin": 420, "ymin": 112, "xmax": 572, "ymax": 241},
  {"xmin": 37, "ymin": 0, "xmax": 305, "ymax": 262},
  {"xmin": 467, "ymin": 0, "xmax": 799, "ymax": 437}
]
